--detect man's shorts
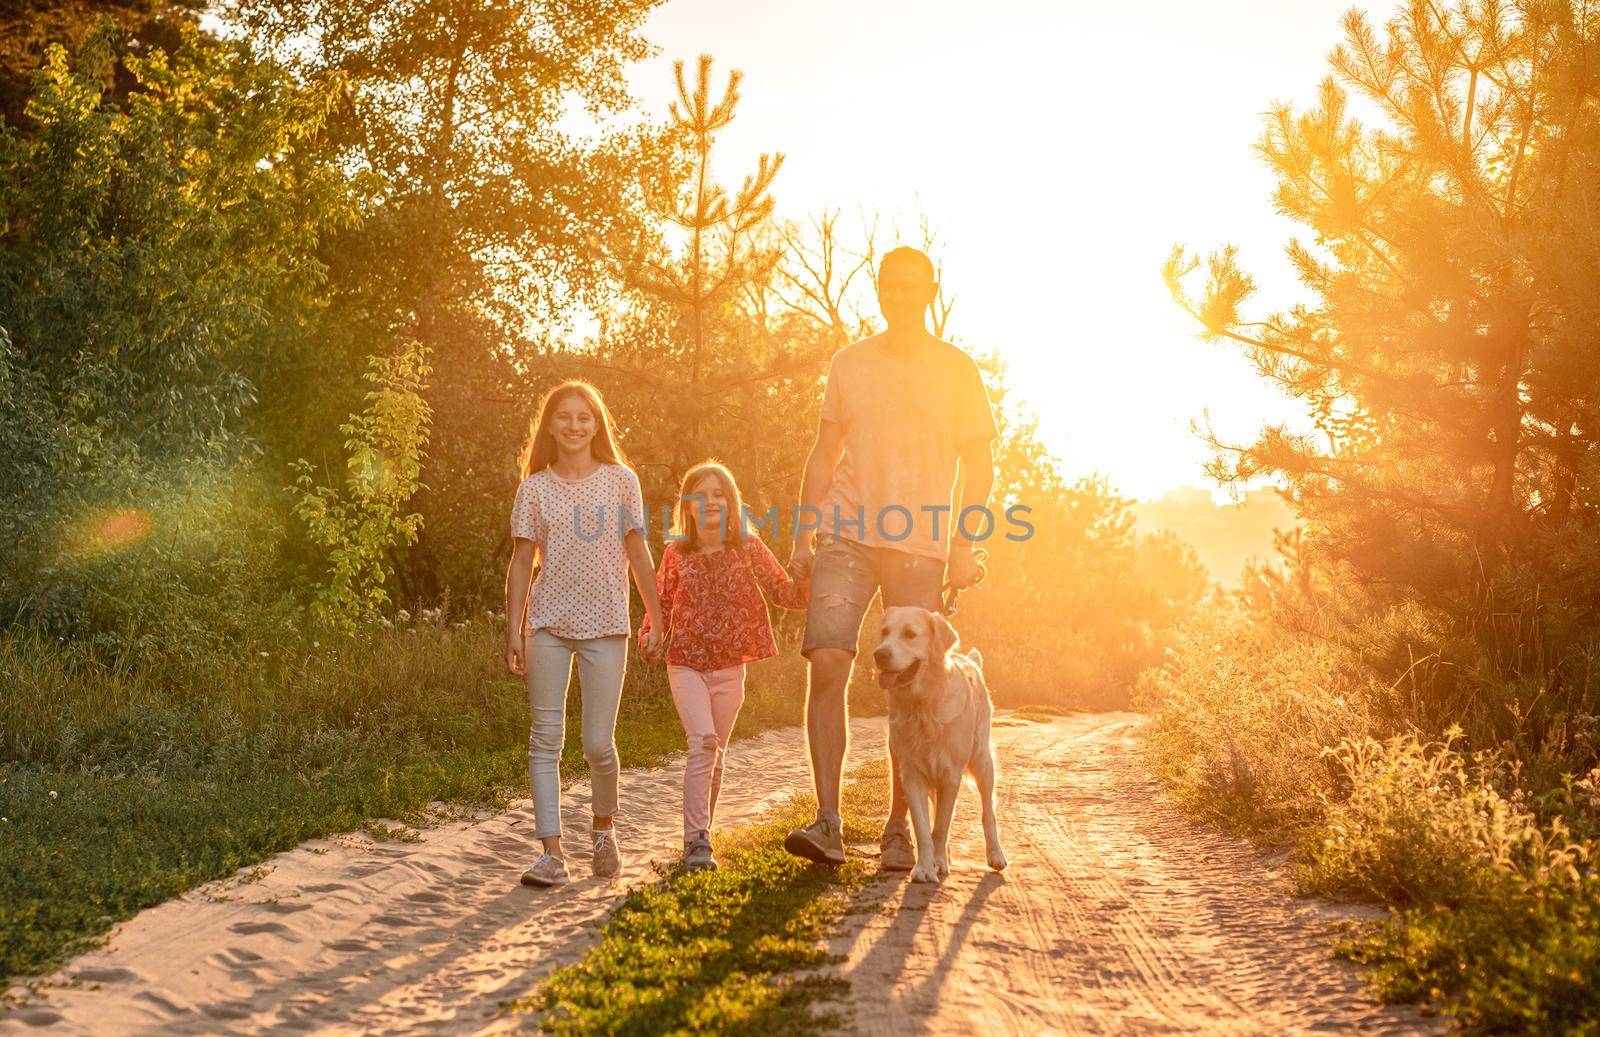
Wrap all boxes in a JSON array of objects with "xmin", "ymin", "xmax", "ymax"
[{"xmin": 800, "ymin": 533, "xmax": 945, "ymax": 657}]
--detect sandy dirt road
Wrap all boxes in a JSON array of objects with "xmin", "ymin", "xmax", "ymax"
[
  {"xmin": 824, "ymin": 712, "xmax": 1443, "ymax": 1036},
  {"xmin": 4, "ymin": 712, "xmax": 1442, "ymax": 1036}
]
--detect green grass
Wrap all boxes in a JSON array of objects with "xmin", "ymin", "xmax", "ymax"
[
  {"xmin": 516, "ymin": 759, "xmax": 891, "ymax": 1036},
  {"xmin": 0, "ymin": 618, "xmax": 807, "ymax": 985}
]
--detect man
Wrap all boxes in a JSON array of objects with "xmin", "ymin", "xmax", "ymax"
[{"xmin": 784, "ymin": 245, "xmax": 996, "ymax": 869}]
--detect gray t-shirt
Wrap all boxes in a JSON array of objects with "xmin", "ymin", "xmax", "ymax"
[
  {"xmin": 818, "ymin": 334, "xmax": 998, "ymax": 561},
  {"xmin": 511, "ymin": 463, "xmax": 645, "ymax": 639}
]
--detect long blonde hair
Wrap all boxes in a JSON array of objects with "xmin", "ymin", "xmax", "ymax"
[
  {"xmin": 518, "ymin": 380, "xmax": 629, "ymax": 478},
  {"xmin": 673, "ymin": 460, "xmax": 747, "ymax": 551}
]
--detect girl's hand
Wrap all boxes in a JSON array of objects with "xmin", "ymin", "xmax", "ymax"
[
  {"xmin": 506, "ymin": 634, "xmax": 526, "ymax": 677},
  {"xmin": 640, "ymin": 622, "xmax": 663, "ymax": 663},
  {"xmin": 787, "ymin": 537, "xmax": 815, "ymax": 581}
]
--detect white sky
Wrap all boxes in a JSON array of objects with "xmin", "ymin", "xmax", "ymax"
[{"xmin": 626, "ymin": 0, "xmax": 1378, "ymax": 500}]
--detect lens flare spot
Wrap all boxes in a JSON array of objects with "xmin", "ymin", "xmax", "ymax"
[{"xmin": 73, "ymin": 509, "xmax": 155, "ymax": 559}]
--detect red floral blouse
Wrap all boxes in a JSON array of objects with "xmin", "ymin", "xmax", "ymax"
[{"xmin": 643, "ymin": 535, "xmax": 810, "ymax": 672}]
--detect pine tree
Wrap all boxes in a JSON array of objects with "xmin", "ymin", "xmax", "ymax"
[
  {"xmin": 609, "ymin": 54, "xmax": 785, "ymax": 480},
  {"xmin": 1167, "ymin": 0, "xmax": 1600, "ymax": 710}
]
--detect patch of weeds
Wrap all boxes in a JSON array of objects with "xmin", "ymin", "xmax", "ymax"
[
  {"xmin": 1301, "ymin": 733, "xmax": 1600, "ymax": 1032},
  {"xmin": 362, "ymin": 821, "xmax": 424, "ymax": 843}
]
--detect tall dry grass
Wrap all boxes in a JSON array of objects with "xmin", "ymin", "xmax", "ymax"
[{"xmin": 1140, "ymin": 603, "xmax": 1600, "ymax": 1031}]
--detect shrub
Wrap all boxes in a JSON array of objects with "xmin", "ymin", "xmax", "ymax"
[
  {"xmin": 1145, "ymin": 604, "xmax": 1600, "ymax": 1032},
  {"xmin": 1138, "ymin": 604, "xmax": 1371, "ymax": 836},
  {"xmin": 1305, "ymin": 733, "xmax": 1600, "ymax": 1032}
]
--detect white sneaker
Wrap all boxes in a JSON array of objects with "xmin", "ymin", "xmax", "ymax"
[
  {"xmin": 520, "ymin": 852, "xmax": 570, "ymax": 887},
  {"xmin": 592, "ymin": 827, "xmax": 621, "ymax": 877}
]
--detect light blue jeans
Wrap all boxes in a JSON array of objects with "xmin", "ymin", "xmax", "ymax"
[{"xmin": 525, "ymin": 629, "xmax": 628, "ymax": 839}]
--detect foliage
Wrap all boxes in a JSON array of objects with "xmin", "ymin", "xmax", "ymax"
[
  {"xmin": 1143, "ymin": 597, "xmax": 1600, "ymax": 1031},
  {"xmin": 1138, "ymin": 605, "xmax": 1372, "ymax": 835},
  {"xmin": 230, "ymin": 0, "xmax": 671, "ymax": 608},
  {"xmin": 1307, "ymin": 733, "xmax": 1600, "ymax": 1033},
  {"xmin": 1154, "ymin": 10, "xmax": 1600, "ymax": 1019},
  {"xmin": 0, "ymin": 27, "xmax": 354, "ymax": 650},
  {"xmin": 0, "ymin": 0, "xmax": 204, "ymax": 128},
  {"xmin": 1165, "ymin": 0, "xmax": 1600, "ymax": 744},
  {"xmin": 612, "ymin": 54, "xmax": 787, "ymax": 480},
  {"xmin": 2, "ymin": 28, "xmax": 351, "ymax": 457},
  {"xmin": 292, "ymin": 339, "xmax": 433, "ymax": 629}
]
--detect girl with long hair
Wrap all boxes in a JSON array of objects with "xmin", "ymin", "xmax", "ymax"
[{"xmin": 506, "ymin": 379, "xmax": 663, "ymax": 887}]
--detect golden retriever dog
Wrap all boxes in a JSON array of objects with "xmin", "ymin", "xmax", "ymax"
[{"xmin": 872, "ymin": 606, "xmax": 1007, "ymax": 883}]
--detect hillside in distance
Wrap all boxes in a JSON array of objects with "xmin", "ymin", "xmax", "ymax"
[{"xmin": 1131, "ymin": 486, "xmax": 1297, "ymax": 589}]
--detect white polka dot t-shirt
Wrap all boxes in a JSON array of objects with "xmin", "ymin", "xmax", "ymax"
[{"xmin": 510, "ymin": 463, "xmax": 646, "ymax": 640}]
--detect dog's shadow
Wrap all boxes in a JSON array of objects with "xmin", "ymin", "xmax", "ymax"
[{"xmin": 845, "ymin": 868, "xmax": 1007, "ymax": 1025}]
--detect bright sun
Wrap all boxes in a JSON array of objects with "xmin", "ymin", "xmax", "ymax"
[{"xmin": 627, "ymin": 0, "xmax": 1367, "ymax": 500}]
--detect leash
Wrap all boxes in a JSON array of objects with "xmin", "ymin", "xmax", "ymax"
[{"xmin": 940, "ymin": 547, "xmax": 989, "ymax": 616}]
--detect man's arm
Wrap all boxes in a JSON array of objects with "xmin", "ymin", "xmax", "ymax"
[
  {"xmin": 788, "ymin": 419, "xmax": 844, "ymax": 577},
  {"xmin": 948, "ymin": 437, "xmax": 995, "ymax": 589}
]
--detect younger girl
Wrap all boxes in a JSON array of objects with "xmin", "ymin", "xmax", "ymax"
[
  {"xmin": 506, "ymin": 380, "xmax": 663, "ymax": 888},
  {"xmin": 639, "ymin": 461, "xmax": 809, "ymax": 869}
]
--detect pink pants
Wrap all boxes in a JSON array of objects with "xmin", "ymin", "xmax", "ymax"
[{"xmin": 666, "ymin": 663, "xmax": 747, "ymax": 841}]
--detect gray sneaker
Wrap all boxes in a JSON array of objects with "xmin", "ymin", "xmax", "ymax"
[
  {"xmin": 592, "ymin": 827, "xmax": 621, "ymax": 877},
  {"xmin": 783, "ymin": 812, "xmax": 845, "ymax": 865},
  {"xmin": 683, "ymin": 834, "xmax": 718, "ymax": 871},
  {"xmin": 520, "ymin": 852, "xmax": 570, "ymax": 887},
  {"xmin": 879, "ymin": 823, "xmax": 915, "ymax": 872}
]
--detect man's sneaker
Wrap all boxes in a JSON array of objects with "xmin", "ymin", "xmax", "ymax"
[
  {"xmin": 879, "ymin": 823, "xmax": 915, "ymax": 872},
  {"xmin": 520, "ymin": 853, "xmax": 570, "ymax": 887},
  {"xmin": 783, "ymin": 812, "xmax": 845, "ymax": 865},
  {"xmin": 683, "ymin": 834, "xmax": 718, "ymax": 871},
  {"xmin": 592, "ymin": 826, "xmax": 621, "ymax": 877}
]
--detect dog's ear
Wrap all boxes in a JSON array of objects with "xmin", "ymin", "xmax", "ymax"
[{"xmin": 931, "ymin": 611, "xmax": 960, "ymax": 660}]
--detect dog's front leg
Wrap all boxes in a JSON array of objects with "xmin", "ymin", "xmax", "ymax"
[
  {"xmin": 902, "ymin": 771, "xmax": 938, "ymax": 883},
  {"xmin": 931, "ymin": 776, "xmax": 960, "ymax": 879}
]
